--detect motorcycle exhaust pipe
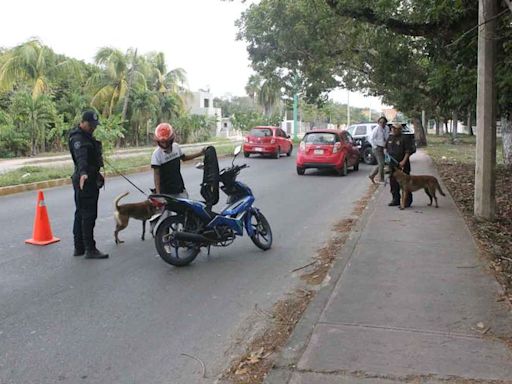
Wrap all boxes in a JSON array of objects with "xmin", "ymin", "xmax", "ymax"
[{"xmin": 173, "ymin": 231, "xmax": 216, "ymax": 244}]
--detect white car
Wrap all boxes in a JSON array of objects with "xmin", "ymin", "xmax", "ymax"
[{"xmin": 347, "ymin": 123, "xmax": 377, "ymax": 165}]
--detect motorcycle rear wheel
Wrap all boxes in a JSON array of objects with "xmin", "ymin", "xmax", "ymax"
[
  {"xmin": 155, "ymin": 215, "xmax": 200, "ymax": 266},
  {"xmin": 249, "ymin": 211, "xmax": 273, "ymax": 250}
]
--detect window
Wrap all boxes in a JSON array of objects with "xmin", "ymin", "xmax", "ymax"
[
  {"xmin": 304, "ymin": 133, "xmax": 338, "ymax": 144},
  {"xmin": 203, "ymin": 98, "xmax": 209, "ymax": 108},
  {"xmin": 250, "ymin": 128, "xmax": 272, "ymax": 137},
  {"xmin": 354, "ymin": 126, "xmax": 367, "ymax": 136}
]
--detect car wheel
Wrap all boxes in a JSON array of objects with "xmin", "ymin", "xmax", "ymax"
[
  {"xmin": 362, "ymin": 147, "xmax": 376, "ymax": 165},
  {"xmin": 338, "ymin": 159, "xmax": 348, "ymax": 176},
  {"xmin": 286, "ymin": 145, "xmax": 293, "ymax": 157},
  {"xmin": 296, "ymin": 167, "xmax": 305, "ymax": 175},
  {"xmin": 274, "ymin": 147, "xmax": 281, "ymax": 159},
  {"xmin": 244, "ymin": 152, "xmax": 250, "ymax": 158}
]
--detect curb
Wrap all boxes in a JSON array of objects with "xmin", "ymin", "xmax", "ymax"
[{"xmin": 263, "ymin": 184, "xmax": 383, "ymax": 384}]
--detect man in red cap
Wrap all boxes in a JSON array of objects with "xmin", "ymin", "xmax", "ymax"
[{"xmin": 151, "ymin": 123, "xmax": 205, "ymax": 197}]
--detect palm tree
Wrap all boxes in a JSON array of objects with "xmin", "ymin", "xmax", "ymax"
[
  {"xmin": 147, "ymin": 52, "xmax": 187, "ymax": 94},
  {"xmin": 0, "ymin": 39, "xmax": 80, "ymax": 100},
  {"xmin": 146, "ymin": 52, "xmax": 188, "ymax": 123},
  {"xmin": 258, "ymin": 78, "xmax": 281, "ymax": 117},
  {"xmin": 88, "ymin": 47, "xmax": 146, "ymax": 117},
  {"xmin": 129, "ymin": 88, "xmax": 158, "ymax": 145},
  {"xmin": 245, "ymin": 74, "xmax": 262, "ymax": 104},
  {"xmin": 10, "ymin": 91, "xmax": 56, "ymax": 154}
]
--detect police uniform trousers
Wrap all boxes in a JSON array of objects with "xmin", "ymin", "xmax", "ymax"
[
  {"xmin": 389, "ymin": 160, "xmax": 413, "ymax": 207},
  {"xmin": 73, "ymin": 176, "xmax": 99, "ymax": 252}
]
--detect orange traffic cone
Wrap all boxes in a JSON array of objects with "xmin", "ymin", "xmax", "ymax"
[{"xmin": 25, "ymin": 190, "xmax": 60, "ymax": 245}]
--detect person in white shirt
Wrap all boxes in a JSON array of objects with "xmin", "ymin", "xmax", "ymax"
[
  {"xmin": 151, "ymin": 123, "xmax": 204, "ymax": 198},
  {"xmin": 368, "ymin": 116, "xmax": 390, "ymax": 183}
]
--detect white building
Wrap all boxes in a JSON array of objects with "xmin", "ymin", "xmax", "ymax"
[{"xmin": 184, "ymin": 90, "xmax": 222, "ymax": 135}]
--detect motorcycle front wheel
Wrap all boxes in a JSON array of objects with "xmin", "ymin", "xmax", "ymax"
[
  {"xmin": 249, "ymin": 211, "xmax": 273, "ymax": 250},
  {"xmin": 155, "ymin": 215, "xmax": 200, "ymax": 267}
]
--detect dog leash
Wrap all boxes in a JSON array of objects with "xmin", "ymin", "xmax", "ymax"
[
  {"xmin": 103, "ymin": 158, "xmax": 148, "ymax": 197},
  {"xmin": 385, "ymin": 153, "xmax": 400, "ymax": 166}
]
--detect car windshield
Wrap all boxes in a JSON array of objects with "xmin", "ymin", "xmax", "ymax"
[
  {"xmin": 304, "ymin": 132, "xmax": 337, "ymax": 144},
  {"xmin": 249, "ymin": 128, "xmax": 273, "ymax": 137}
]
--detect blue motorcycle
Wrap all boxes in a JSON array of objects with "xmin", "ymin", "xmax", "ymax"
[{"xmin": 148, "ymin": 146, "xmax": 272, "ymax": 266}]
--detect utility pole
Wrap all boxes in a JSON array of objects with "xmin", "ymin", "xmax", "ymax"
[
  {"xmin": 346, "ymin": 91, "xmax": 350, "ymax": 127},
  {"xmin": 293, "ymin": 94, "xmax": 298, "ymax": 140},
  {"xmin": 474, "ymin": 0, "xmax": 497, "ymax": 220}
]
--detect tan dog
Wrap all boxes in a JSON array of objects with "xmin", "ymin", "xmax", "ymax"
[
  {"xmin": 114, "ymin": 192, "xmax": 157, "ymax": 244},
  {"xmin": 391, "ymin": 167, "xmax": 446, "ymax": 209}
]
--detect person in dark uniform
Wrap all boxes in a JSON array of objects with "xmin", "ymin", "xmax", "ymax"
[
  {"xmin": 151, "ymin": 123, "xmax": 204, "ymax": 197},
  {"xmin": 386, "ymin": 124, "xmax": 413, "ymax": 207},
  {"xmin": 68, "ymin": 111, "xmax": 108, "ymax": 259}
]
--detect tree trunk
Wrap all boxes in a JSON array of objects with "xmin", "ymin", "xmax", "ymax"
[
  {"xmin": 121, "ymin": 49, "xmax": 137, "ymax": 122},
  {"xmin": 435, "ymin": 117, "xmax": 440, "ymax": 135},
  {"xmin": 412, "ymin": 116, "xmax": 427, "ymax": 147},
  {"xmin": 452, "ymin": 111, "xmax": 458, "ymax": 143},
  {"xmin": 119, "ymin": 49, "xmax": 137, "ymax": 148},
  {"xmin": 467, "ymin": 106, "xmax": 474, "ymax": 135},
  {"xmin": 502, "ymin": 113, "xmax": 512, "ymax": 168},
  {"xmin": 444, "ymin": 118, "xmax": 449, "ymax": 134}
]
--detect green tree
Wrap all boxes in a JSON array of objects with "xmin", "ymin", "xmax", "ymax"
[
  {"xmin": 258, "ymin": 77, "xmax": 281, "ymax": 117},
  {"xmin": 0, "ymin": 109, "xmax": 29, "ymax": 157},
  {"xmin": 88, "ymin": 47, "xmax": 146, "ymax": 117},
  {"xmin": 245, "ymin": 74, "xmax": 262, "ymax": 103},
  {"xmin": 0, "ymin": 39, "xmax": 78, "ymax": 99},
  {"xmin": 129, "ymin": 88, "xmax": 159, "ymax": 146},
  {"xmin": 236, "ymin": 0, "xmax": 502, "ymax": 147},
  {"xmin": 9, "ymin": 91, "xmax": 56, "ymax": 154}
]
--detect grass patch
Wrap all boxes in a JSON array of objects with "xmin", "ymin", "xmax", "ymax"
[
  {"xmin": 0, "ymin": 165, "xmax": 74, "ymax": 187},
  {"xmin": 0, "ymin": 142, "xmax": 239, "ymax": 188},
  {"xmin": 424, "ymin": 133, "xmax": 504, "ymax": 165}
]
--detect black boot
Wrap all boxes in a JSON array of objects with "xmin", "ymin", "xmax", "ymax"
[
  {"xmin": 85, "ymin": 249, "xmax": 109, "ymax": 259},
  {"xmin": 388, "ymin": 200, "xmax": 400, "ymax": 206},
  {"xmin": 73, "ymin": 249, "xmax": 85, "ymax": 257}
]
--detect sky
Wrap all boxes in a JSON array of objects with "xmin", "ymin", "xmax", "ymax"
[{"xmin": 0, "ymin": 0, "xmax": 386, "ymax": 111}]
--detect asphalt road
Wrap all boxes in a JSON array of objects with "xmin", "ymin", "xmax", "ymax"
[{"xmin": 0, "ymin": 153, "xmax": 373, "ymax": 384}]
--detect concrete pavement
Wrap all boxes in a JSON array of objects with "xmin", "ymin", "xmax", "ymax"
[{"xmin": 265, "ymin": 150, "xmax": 512, "ymax": 383}]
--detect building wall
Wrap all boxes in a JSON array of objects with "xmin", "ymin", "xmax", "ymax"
[{"xmin": 185, "ymin": 90, "xmax": 222, "ymax": 134}]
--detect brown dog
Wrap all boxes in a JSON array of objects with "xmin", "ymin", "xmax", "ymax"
[
  {"xmin": 114, "ymin": 192, "xmax": 157, "ymax": 244},
  {"xmin": 391, "ymin": 168, "xmax": 446, "ymax": 209}
]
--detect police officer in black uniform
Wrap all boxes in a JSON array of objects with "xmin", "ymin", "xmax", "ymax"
[
  {"xmin": 386, "ymin": 124, "xmax": 413, "ymax": 207},
  {"xmin": 68, "ymin": 111, "xmax": 108, "ymax": 259}
]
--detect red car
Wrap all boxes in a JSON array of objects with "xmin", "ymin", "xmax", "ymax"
[
  {"xmin": 243, "ymin": 126, "xmax": 293, "ymax": 159},
  {"xmin": 296, "ymin": 129, "xmax": 360, "ymax": 175}
]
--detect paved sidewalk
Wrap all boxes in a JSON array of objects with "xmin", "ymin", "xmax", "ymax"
[{"xmin": 266, "ymin": 150, "xmax": 512, "ymax": 383}]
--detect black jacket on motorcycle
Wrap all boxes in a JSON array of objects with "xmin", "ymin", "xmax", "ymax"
[{"xmin": 200, "ymin": 146, "xmax": 220, "ymax": 208}]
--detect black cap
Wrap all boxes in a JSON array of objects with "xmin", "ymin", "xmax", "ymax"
[{"xmin": 82, "ymin": 110, "xmax": 100, "ymax": 127}]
